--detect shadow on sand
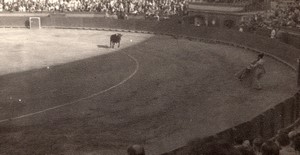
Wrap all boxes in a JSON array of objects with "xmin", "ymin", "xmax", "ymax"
[{"xmin": 97, "ymin": 45, "xmax": 110, "ymax": 48}]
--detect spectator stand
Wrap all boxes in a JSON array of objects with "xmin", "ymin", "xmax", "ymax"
[{"xmin": 0, "ymin": 0, "xmax": 188, "ymax": 21}]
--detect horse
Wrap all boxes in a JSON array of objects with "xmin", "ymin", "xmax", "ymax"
[{"xmin": 110, "ymin": 33, "xmax": 123, "ymax": 48}]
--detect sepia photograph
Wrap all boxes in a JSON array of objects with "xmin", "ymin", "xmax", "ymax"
[{"xmin": 0, "ymin": 0, "xmax": 300, "ymax": 154}]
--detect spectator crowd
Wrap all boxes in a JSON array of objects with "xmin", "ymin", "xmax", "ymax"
[
  {"xmin": 184, "ymin": 129, "xmax": 300, "ymax": 155},
  {"xmin": 241, "ymin": 1, "xmax": 300, "ymax": 31},
  {"xmin": 270, "ymin": 1, "xmax": 300, "ymax": 28},
  {"xmin": 0, "ymin": 0, "xmax": 187, "ymax": 17},
  {"xmin": 128, "ymin": 129, "xmax": 300, "ymax": 155}
]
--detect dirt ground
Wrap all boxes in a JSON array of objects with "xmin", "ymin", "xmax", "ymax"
[{"xmin": 0, "ymin": 29, "xmax": 297, "ymax": 155}]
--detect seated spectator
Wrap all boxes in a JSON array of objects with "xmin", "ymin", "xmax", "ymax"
[
  {"xmin": 49, "ymin": 4, "xmax": 55, "ymax": 12},
  {"xmin": 243, "ymin": 140, "xmax": 251, "ymax": 148},
  {"xmin": 236, "ymin": 139, "xmax": 255, "ymax": 155},
  {"xmin": 261, "ymin": 141, "xmax": 280, "ymax": 155},
  {"xmin": 276, "ymin": 133, "xmax": 297, "ymax": 155},
  {"xmin": 0, "ymin": 3, "xmax": 3, "ymax": 12},
  {"xmin": 154, "ymin": 13, "xmax": 160, "ymax": 21},
  {"xmin": 4, "ymin": 3, "xmax": 11, "ymax": 12},
  {"xmin": 253, "ymin": 137, "xmax": 264, "ymax": 155},
  {"xmin": 289, "ymin": 131, "xmax": 298, "ymax": 140},
  {"xmin": 234, "ymin": 136, "xmax": 245, "ymax": 149},
  {"xmin": 127, "ymin": 144, "xmax": 145, "ymax": 155},
  {"xmin": 201, "ymin": 139, "xmax": 242, "ymax": 155},
  {"xmin": 289, "ymin": 131, "xmax": 298, "ymax": 148}
]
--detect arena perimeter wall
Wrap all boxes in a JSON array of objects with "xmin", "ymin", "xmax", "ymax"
[{"xmin": 1, "ymin": 14, "xmax": 300, "ymax": 155}]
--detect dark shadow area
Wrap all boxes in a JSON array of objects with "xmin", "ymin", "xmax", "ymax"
[
  {"xmin": 97, "ymin": 45, "xmax": 110, "ymax": 48},
  {"xmin": 24, "ymin": 20, "xmax": 29, "ymax": 28},
  {"xmin": 0, "ymin": 30, "xmax": 297, "ymax": 155},
  {"xmin": 224, "ymin": 20, "xmax": 235, "ymax": 29}
]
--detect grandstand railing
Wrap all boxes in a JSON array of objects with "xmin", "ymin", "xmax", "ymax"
[
  {"xmin": 0, "ymin": 14, "xmax": 299, "ymax": 155},
  {"xmin": 188, "ymin": 1, "xmax": 250, "ymax": 7}
]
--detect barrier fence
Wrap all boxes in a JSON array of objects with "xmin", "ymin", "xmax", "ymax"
[
  {"xmin": 206, "ymin": 94, "xmax": 300, "ymax": 143},
  {"xmin": 0, "ymin": 14, "xmax": 300, "ymax": 155},
  {"xmin": 164, "ymin": 93, "xmax": 300, "ymax": 155}
]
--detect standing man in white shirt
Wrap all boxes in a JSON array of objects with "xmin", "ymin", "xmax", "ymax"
[{"xmin": 271, "ymin": 28, "xmax": 276, "ymax": 39}]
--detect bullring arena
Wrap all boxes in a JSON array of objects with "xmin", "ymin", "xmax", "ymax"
[{"xmin": 0, "ymin": 26, "xmax": 298, "ymax": 155}]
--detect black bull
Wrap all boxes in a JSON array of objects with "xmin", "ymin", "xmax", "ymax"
[{"xmin": 110, "ymin": 34, "xmax": 122, "ymax": 48}]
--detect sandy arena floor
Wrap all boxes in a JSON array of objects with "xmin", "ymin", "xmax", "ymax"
[{"xmin": 0, "ymin": 29, "xmax": 297, "ymax": 155}]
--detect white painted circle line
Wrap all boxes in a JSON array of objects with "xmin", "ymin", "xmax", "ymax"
[{"xmin": 0, "ymin": 51, "xmax": 139, "ymax": 123}]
